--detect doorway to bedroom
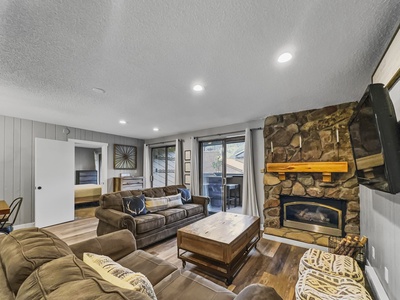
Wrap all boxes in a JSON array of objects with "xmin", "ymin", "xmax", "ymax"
[{"xmin": 70, "ymin": 139, "xmax": 108, "ymax": 219}]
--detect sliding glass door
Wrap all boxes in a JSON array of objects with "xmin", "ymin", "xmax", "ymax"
[
  {"xmin": 151, "ymin": 146, "xmax": 176, "ymax": 187},
  {"xmin": 200, "ymin": 138, "xmax": 244, "ymax": 214},
  {"xmin": 201, "ymin": 141, "xmax": 224, "ymax": 213}
]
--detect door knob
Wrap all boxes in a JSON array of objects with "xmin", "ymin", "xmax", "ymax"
[{"xmin": 37, "ymin": 186, "xmax": 42, "ymax": 190}]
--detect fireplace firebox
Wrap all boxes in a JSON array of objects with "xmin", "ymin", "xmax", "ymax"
[{"xmin": 280, "ymin": 196, "xmax": 346, "ymax": 237}]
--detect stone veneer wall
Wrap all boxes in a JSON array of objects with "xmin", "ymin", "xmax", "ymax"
[{"xmin": 263, "ymin": 102, "xmax": 361, "ymax": 236}]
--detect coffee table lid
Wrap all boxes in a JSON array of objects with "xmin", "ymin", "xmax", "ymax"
[{"xmin": 178, "ymin": 212, "xmax": 259, "ymax": 244}]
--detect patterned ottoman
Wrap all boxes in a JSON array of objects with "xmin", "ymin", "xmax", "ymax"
[
  {"xmin": 299, "ymin": 248, "xmax": 364, "ymax": 285},
  {"xmin": 296, "ymin": 269, "xmax": 372, "ymax": 300}
]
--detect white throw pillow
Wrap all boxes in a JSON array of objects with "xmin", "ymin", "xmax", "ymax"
[
  {"xmin": 166, "ymin": 193, "xmax": 183, "ymax": 208},
  {"xmin": 83, "ymin": 252, "xmax": 157, "ymax": 300}
]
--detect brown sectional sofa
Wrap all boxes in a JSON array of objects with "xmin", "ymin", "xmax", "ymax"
[
  {"xmin": 96, "ymin": 184, "xmax": 209, "ymax": 248},
  {"xmin": 0, "ymin": 227, "xmax": 283, "ymax": 300}
]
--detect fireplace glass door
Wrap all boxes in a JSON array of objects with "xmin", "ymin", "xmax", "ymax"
[{"xmin": 282, "ymin": 197, "xmax": 344, "ymax": 237}]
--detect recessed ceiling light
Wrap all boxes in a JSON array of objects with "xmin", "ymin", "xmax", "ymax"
[
  {"xmin": 193, "ymin": 84, "xmax": 204, "ymax": 92},
  {"xmin": 278, "ymin": 52, "xmax": 292, "ymax": 63},
  {"xmin": 153, "ymin": 127, "xmax": 159, "ymax": 132},
  {"xmin": 92, "ymin": 87, "xmax": 106, "ymax": 93},
  {"xmin": 119, "ymin": 120, "xmax": 127, "ymax": 124}
]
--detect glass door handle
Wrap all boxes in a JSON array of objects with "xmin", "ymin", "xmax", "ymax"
[{"xmin": 222, "ymin": 177, "xmax": 227, "ymax": 185}]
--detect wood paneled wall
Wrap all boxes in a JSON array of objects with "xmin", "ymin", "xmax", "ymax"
[{"xmin": 0, "ymin": 115, "xmax": 144, "ymax": 225}]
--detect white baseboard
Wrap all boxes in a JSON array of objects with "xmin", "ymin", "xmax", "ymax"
[
  {"xmin": 365, "ymin": 261, "xmax": 389, "ymax": 300},
  {"xmin": 262, "ymin": 233, "xmax": 328, "ymax": 252},
  {"xmin": 13, "ymin": 222, "xmax": 35, "ymax": 230}
]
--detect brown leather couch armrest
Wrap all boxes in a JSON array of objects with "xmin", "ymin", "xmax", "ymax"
[
  {"xmin": 192, "ymin": 195, "xmax": 210, "ymax": 216},
  {"xmin": 70, "ymin": 230, "xmax": 137, "ymax": 261},
  {"xmin": 95, "ymin": 207, "xmax": 136, "ymax": 235},
  {"xmin": 234, "ymin": 284, "xmax": 282, "ymax": 300}
]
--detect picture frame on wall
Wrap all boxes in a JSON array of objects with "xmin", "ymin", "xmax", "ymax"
[
  {"xmin": 114, "ymin": 144, "xmax": 137, "ymax": 169},
  {"xmin": 184, "ymin": 150, "xmax": 191, "ymax": 161},
  {"xmin": 184, "ymin": 173, "xmax": 191, "ymax": 185},
  {"xmin": 184, "ymin": 162, "xmax": 191, "ymax": 172}
]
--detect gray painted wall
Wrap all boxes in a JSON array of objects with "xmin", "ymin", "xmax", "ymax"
[
  {"xmin": 145, "ymin": 119, "xmax": 265, "ymax": 224},
  {"xmin": 360, "ymin": 185, "xmax": 400, "ymax": 299},
  {"xmin": 0, "ymin": 114, "xmax": 144, "ymax": 225},
  {"xmin": 75, "ymin": 147, "xmax": 96, "ymax": 171}
]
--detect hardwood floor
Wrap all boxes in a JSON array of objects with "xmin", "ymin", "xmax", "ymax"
[
  {"xmin": 45, "ymin": 217, "xmax": 307, "ymax": 299},
  {"xmin": 45, "ymin": 217, "xmax": 98, "ymax": 245}
]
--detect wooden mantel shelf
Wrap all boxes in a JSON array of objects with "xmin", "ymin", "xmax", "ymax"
[{"xmin": 266, "ymin": 162, "xmax": 348, "ymax": 182}]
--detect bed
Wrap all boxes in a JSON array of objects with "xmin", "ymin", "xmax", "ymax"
[{"xmin": 75, "ymin": 170, "xmax": 102, "ymax": 204}]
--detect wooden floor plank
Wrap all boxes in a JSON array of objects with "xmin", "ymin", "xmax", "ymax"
[{"xmin": 45, "ymin": 217, "xmax": 308, "ymax": 299}]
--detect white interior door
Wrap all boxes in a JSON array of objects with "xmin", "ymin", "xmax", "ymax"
[{"xmin": 35, "ymin": 138, "xmax": 74, "ymax": 228}]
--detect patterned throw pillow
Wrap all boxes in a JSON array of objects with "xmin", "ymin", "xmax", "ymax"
[
  {"xmin": 122, "ymin": 195, "xmax": 147, "ymax": 216},
  {"xmin": 177, "ymin": 188, "xmax": 192, "ymax": 203},
  {"xmin": 166, "ymin": 193, "xmax": 183, "ymax": 208},
  {"xmin": 145, "ymin": 197, "xmax": 168, "ymax": 212},
  {"xmin": 83, "ymin": 253, "xmax": 157, "ymax": 300}
]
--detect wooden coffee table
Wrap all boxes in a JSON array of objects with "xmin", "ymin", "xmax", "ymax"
[{"xmin": 177, "ymin": 212, "xmax": 260, "ymax": 285}]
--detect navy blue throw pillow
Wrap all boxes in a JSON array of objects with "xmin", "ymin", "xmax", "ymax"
[
  {"xmin": 177, "ymin": 188, "xmax": 192, "ymax": 203},
  {"xmin": 122, "ymin": 194, "xmax": 147, "ymax": 216}
]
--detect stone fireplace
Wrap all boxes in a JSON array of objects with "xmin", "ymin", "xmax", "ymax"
[{"xmin": 263, "ymin": 102, "xmax": 360, "ymax": 246}]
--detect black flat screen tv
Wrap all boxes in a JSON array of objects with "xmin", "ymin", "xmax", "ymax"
[{"xmin": 348, "ymin": 83, "xmax": 400, "ymax": 194}]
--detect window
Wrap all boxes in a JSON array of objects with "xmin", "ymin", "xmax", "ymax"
[{"xmin": 151, "ymin": 146, "xmax": 176, "ymax": 187}]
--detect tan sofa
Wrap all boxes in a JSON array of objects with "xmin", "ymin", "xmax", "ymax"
[
  {"xmin": 0, "ymin": 227, "xmax": 282, "ymax": 300},
  {"xmin": 96, "ymin": 184, "xmax": 209, "ymax": 248}
]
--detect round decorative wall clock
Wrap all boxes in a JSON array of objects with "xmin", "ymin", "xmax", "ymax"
[{"xmin": 113, "ymin": 144, "xmax": 137, "ymax": 169}]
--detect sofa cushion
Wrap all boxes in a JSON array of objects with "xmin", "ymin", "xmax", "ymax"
[
  {"xmin": 20, "ymin": 279, "xmax": 151, "ymax": 300},
  {"xmin": 166, "ymin": 194, "xmax": 183, "ymax": 208},
  {"xmin": 117, "ymin": 250, "xmax": 178, "ymax": 286},
  {"xmin": 154, "ymin": 270, "xmax": 236, "ymax": 300},
  {"xmin": 100, "ymin": 190, "xmax": 143, "ymax": 211},
  {"xmin": 0, "ymin": 227, "xmax": 73, "ymax": 294},
  {"xmin": 71, "ymin": 229, "xmax": 137, "ymax": 262},
  {"xmin": 145, "ymin": 197, "xmax": 168, "ymax": 212},
  {"xmin": 135, "ymin": 214, "xmax": 166, "ymax": 234},
  {"xmin": 177, "ymin": 203, "xmax": 204, "ymax": 217},
  {"xmin": 142, "ymin": 187, "xmax": 165, "ymax": 198},
  {"xmin": 123, "ymin": 194, "xmax": 147, "ymax": 216},
  {"xmin": 83, "ymin": 253, "xmax": 156, "ymax": 300},
  {"xmin": 177, "ymin": 188, "xmax": 192, "ymax": 203},
  {"xmin": 154, "ymin": 208, "xmax": 187, "ymax": 225},
  {"xmin": 16, "ymin": 254, "xmax": 150, "ymax": 300},
  {"xmin": 164, "ymin": 185, "xmax": 186, "ymax": 196}
]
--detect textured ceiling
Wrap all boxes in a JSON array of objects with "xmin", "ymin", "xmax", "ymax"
[{"xmin": 0, "ymin": 1, "xmax": 399, "ymax": 139}]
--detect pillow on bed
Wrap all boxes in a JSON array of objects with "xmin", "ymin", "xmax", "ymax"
[{"xmin": 122, "ymin": 195, "xmax": 147, "ymax": 216}]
